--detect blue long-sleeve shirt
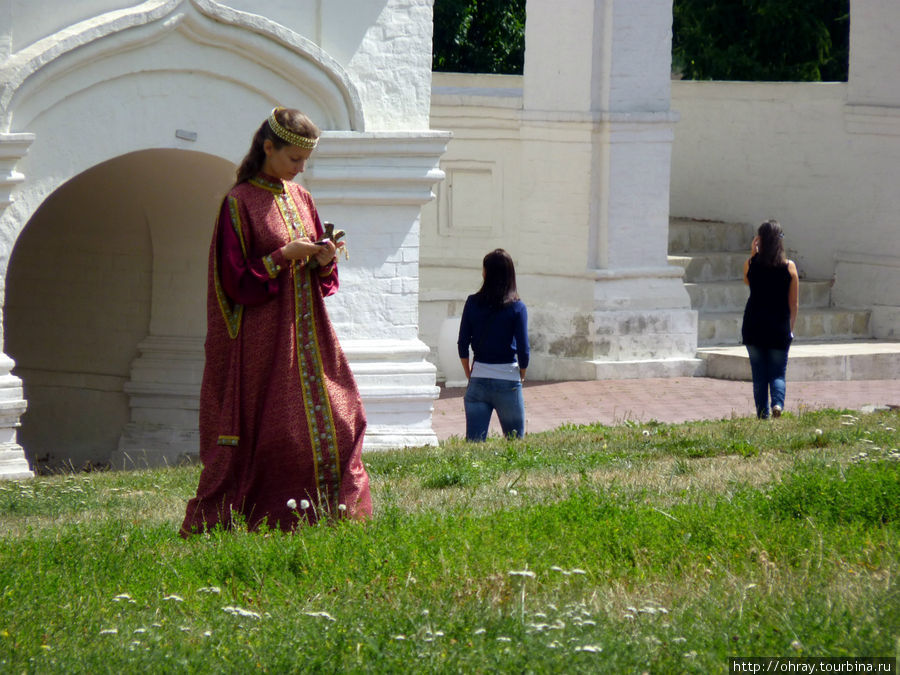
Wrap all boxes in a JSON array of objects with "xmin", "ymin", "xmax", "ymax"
[{"xmin": 457, "ymin": 294, "xmax": 530, "ymax": 370}]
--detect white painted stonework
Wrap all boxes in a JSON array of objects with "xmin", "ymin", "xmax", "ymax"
[
  {"xmin": 2, "ymin": 0, "xmax": 897, "ymax": 477},
  {"xmin": 421, "ymin": 0, "xmax": 900, "ymax": 384},
  {"xmin": 0, "ymin": 0, "xmax": 448, "ymax": 474},
  {"xmin": 668, "ymin": 0, "xmax": 900, "ymax": 340},
  {"xmin": 422, "ymin": 0, "xmax": 699, "ymax": 384}
]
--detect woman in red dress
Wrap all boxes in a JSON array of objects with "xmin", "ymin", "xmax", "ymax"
[{"xmin": 181, "ymin": 107, "xmax": 372, "ymax": 535}]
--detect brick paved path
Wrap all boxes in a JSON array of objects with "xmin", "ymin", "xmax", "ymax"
[{"xmin": 431, "ymin": 378, "xmax": 900, "ymax": 441}]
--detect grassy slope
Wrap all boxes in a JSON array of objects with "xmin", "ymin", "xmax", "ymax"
[{"xmin": 0, "ymin": 409, "xmax": 897, "ymax": 673}]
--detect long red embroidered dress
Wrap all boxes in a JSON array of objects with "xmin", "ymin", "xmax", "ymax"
[{"xmin": 180, "ymin": 174, "xmax": 372, "ymax": 535}]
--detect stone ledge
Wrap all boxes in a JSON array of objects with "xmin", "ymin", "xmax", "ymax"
[{"xmin": 699, "ymin": 341, "xmax": 900, "ymax": 381}]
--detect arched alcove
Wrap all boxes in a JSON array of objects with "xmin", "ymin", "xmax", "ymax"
[{"xmin": 5, "ymin": 149, "xmax": 233, "ymax": 471}]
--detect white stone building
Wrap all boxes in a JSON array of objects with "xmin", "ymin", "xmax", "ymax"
[
  {"xmin": 421, "ymin": 0, "xmax": 900, "ymax": 385},
  {"xmin": 1, "ymin": 0, "xmax": 898, "ymax": 479},
  {"xmin": 0, "ymin": 0, "xmax": 449, "ymax": 477}
]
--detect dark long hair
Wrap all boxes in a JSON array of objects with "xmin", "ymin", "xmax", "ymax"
[
  {"xmin": 476, "ymin": 248, "xmax": 520, "ymax": 309},
  {"xmin": 755, "ymin": 219, "xmax": 788, "ymax": 267},
  {"xmin": 234, "ymin": 108, "xmax": 320, "ymax": 186}
]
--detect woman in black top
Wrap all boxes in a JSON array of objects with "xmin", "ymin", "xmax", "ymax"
[{"xmin": 741, "ymin": 220, "xmax": 799, "ymax": 419}]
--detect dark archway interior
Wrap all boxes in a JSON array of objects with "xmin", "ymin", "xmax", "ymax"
[{"xmin": 5, "ymin": 149, "xmax": 233, "ymax": 472}]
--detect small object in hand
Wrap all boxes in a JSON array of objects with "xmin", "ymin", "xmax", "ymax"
[{"xmin": 308, "ymin": 221, "xmax": 347, "ymax": 268}]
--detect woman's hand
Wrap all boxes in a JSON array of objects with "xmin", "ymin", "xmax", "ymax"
[
  {"xmin": 281, "ymin": 237, "xmax": 324, "ymax": 262},
  {"xmin": 750, "ymin": 236, "xmax": 760, "ymax": 256},
  {"xmin": 312, "ymin": 238, "xmax": 337, "ymax": 267}
]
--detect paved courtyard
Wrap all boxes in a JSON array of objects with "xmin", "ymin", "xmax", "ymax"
[{"xmin": 430, "ymin": 378, "xmax": 900, "ymax": 441}]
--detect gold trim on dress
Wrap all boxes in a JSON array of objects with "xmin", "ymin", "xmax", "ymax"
[
  {"xmin": 263, "ymin": 254, "xmax": 281, "ymax": 278},
  {"xmin": 249, "ymin": 175, "xmax": 284, "ymax": 194},
  {"xmin": 213, "ymin": 203, "xmax": 245, "ymax": 340}
]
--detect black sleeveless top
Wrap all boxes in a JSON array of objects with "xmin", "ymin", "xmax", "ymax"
[{"xmin": 741, "ymin": 257, "xmax": 793, "ymax": 349}]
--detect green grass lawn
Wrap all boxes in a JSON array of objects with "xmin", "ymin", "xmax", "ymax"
[{"xmin": 0, "ymin": 409, "xmax": 897, "ymax": 673}]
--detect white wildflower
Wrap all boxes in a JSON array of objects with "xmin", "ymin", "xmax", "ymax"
[
  {"xmin": 392, "ymin": 635, "xmax": 406, "ymax": 641},
  {"xmin": 198, "ymin": 586, "xmax": 221, "ymax": 594},
  {"xmin": 133, "ymin": 628, "xmax": 147, "ymax": 635},
  {"xmin": 300, "ymin": 499, "xmax": 311, "ymax": 510},
  {"xmin": 163, "ymin": 595, "xmax": 183, "ymax": 602},
  {"xmin": 509, "ymin": 489, "xmax": 518, "ymax": 496},
  {"xmin": 684, "ymin": 651, "xmax": 698, "ymax": 659},
  {"xmin": 286, "ymin": 499, "xmax": 297, "ymax": 510},
  {"xmin": 112, "ymin": 593, "xmax": 134, "ymax": 603},
  {"xmin": 496, "ymin": 637, "xmax": 512, "ymax": 643},
  {"xmin": 99, "ymin": 628, "xmax": 118, "ymax": 635},
  {"xmin": 815, "ymin": 429, "xmax": 823, "ymax": 436},
  {"xmin": 672, "ymin": 637, "xmax": 687, "ymax": 643},
  {"xmin": 791, "ymin": 640, "xmax": 803, "ymax": 651},
  {"xmin": 473, "ymin": 628, "xmax": 487, "ymax": 635},
  {"xmin": 338, "ymin": 504, "xmax": 347, "ymax": 512},
  {"xmin": 570, "ymin": 568, "xmax": 587, "ymax": 575},
  {"xmin": 508, "ymin": 569, "xmax": 536, "ymax": 578},
  {"xmin": 203, "ymin": 631, "xmax": 212, "ymax": 638},
  {"xmin": 303, "ymin": 611, "xmax": 336, "ymax": 622},
  {"xmin": 642, "ymin": 430, "xmax": 650, "ymax": 437},
  {"xmin": 222, "ymin": 606, "xmax": 262, "ymax": 619},
  {"xmin": 575, "ymin": 645, "xmax": 603, "ymax": 653}
]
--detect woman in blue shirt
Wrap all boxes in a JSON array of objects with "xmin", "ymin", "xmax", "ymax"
[{"xmin": 457, "ymin": 249, "xmax": 530, "ymax": 441}]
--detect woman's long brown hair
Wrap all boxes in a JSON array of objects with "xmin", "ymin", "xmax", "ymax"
[
  {"xmin": 476, "ymin": 248, "xmax": 520, "ymax": 309},
  {"xmin": 755, "ymin": 219, "xmax": 787, "ymax": 267}
]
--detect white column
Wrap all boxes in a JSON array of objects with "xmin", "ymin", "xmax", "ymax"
[
  {"xmin": 306, "ymin": 131, "xmax": 451, "ymax": 450},
  {"xmin": 520, "ymin": 0, "xmax": 698, "ymax": 379},
  {"xmin": 0, "ymin": 132, "xmax": 34, "ymax": 479}
]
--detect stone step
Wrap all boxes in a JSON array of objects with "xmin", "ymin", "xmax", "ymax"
[
  {"xmin": 669, "ymin": 252, "xmax": 748, "ymax": 282},
  {"xmin": 685, "ymin": 280, "xmax": 833, "ymax": 313},
  {"xmin": 698, "ymin": 308, "xmax": 872, "ymax": 346},
  {"xmin": 669, "ymin": 218, "xmax": 750, "ymax": 254},
  {"xmin": 698, "ymin": 341, "xmax": 900, "ymax": 381}
]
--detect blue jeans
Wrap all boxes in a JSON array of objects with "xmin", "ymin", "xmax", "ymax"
[
  {"xmin": 746, "ymin": 345, "xmax": 789, "ymax": 419},
  {"xmin": 464, "ymin": 377, "xmax": 525, "ymax": 441}
]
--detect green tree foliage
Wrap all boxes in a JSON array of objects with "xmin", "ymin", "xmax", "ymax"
[
  {"xmin": 432, "ymin": 0, "xmax": 849, "ymax": 82},
  {"xmin": 672, "ymin": 0, "xmax": 849, "ymax": 81},
  {"xmin": 432, "ymin": 0, "xmax": 526, "ymax": 74}
]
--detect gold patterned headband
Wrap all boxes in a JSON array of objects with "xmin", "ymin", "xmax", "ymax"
[{"xmin": 267, "ymin": 107, "xmax": 318, "ymax": 150}]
